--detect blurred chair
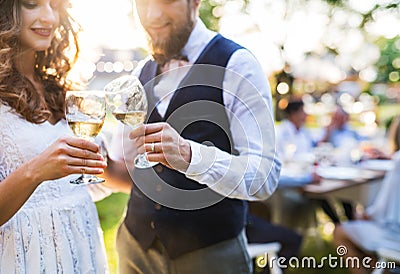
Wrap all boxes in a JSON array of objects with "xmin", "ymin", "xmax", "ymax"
[
  {"xmin": 247, "ymin": 242, "xmax": 282, "ymax": 274},
  {"xmin": 245, "ymin": 212, "xmax": 302, "ymax": 274}
]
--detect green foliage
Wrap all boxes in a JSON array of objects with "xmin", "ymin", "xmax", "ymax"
[
  {"xmin": 374, "ymin": 36, "xmax": 400, "ymax": 83},
  {"xmin": 96, "ymin": 192, "xmax": 130, "ymax": 273},
  {"xmin": 96, "ymin": 192, "xmax": 129, "ymax": 231},
  {"xmin": 199, "ymin": 0, "xmax": 250, "ymax": 31},
  {"xmin": 199, "ymin": 0, "xmax": 220, "ymax": 31},
  {"xmin": 323, "ymin": 0, "xmax": 343, "ymax": 5}
]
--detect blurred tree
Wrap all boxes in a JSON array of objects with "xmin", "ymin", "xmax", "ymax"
[
  {"xmin": 199, "ymin": 0, "xmax": 250, "ymax": 31},
  {"xmin": 199, "ymin": 0, "xmax": 399, "ymax": 24},
  {"xmin": 199, "ymin": 0, "xmax": 220, "ymax": 31},
  {"xmin": 197, "ymin": 0, "xmax": 343, "ymax": 29},
  {"xmin": 374, "ymin": 36, "xmax": 400, "ymax": 83},
  {"xmin": 324, "ymin": 0, "xmax": 343, "ymax": 5},
  {"xmin": 198, "ymin": 0, "xmax": 400, "ymax": 91}
]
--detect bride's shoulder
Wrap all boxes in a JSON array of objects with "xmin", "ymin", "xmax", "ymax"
[
  {"xmin": 0, "ymin": 103, "xmax": 16, "ymax": 122},
  {"xmin": 0, "ymin": 102, "xmax": 11, "ymax": 113}
]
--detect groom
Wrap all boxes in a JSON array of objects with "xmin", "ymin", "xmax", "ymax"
[{"xmin": 108, "ymin": 0, "xmax": 281, "ymax": 273}]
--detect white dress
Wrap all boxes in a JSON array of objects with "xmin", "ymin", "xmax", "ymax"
[
  {"xmin": 0, "ymin": 104, "xmax": 108, "ymax": 273},
  {"xmin": 341, "ymin": 151, "xmax": 400, "ymax": 253}
]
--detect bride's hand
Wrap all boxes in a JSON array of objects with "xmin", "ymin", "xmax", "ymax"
[{"xmin": 27, "ymin": 136, "xmax": 107, "ymax": 184}]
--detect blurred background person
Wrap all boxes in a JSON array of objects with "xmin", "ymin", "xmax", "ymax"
[
  {"xmin": 276, "ymin": 96, "xmax": 356, "ymax": 228},
  {"xmin": 317, "ymin": 105, "xmax": 368, "ymax": 223},
  {"xmin": 319, "ymin": 105, "xmax": 367, "ymax": 149},
  {"xmin": 274, "ymin": 97, "xmax": 322, "ymax": 230},
  {"xmin": 276, "ymin": 97, "xmax": 318, "ymax": 162},
  {"xmin": 333, "ymin": 115, "xmax": 400, "ymax": 274}
]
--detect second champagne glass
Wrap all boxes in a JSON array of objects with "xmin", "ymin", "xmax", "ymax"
[
  {"xmin": 65, "ymin": 90, "xmax": 106, "ymax": 185},
  {"xmin": 104, "ymin": 75, "xmax": 158, "ymax": 169}
]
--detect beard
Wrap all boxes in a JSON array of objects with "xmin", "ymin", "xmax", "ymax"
[{"xmin": 147, "ymin": 12, "xmax": 193, "ymax": 66}]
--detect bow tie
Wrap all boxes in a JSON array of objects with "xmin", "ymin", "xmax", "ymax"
[{"xmin": 160, "ymin": 56, "xmax": 190, "ymax": 74}]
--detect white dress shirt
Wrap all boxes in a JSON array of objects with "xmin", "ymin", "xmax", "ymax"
[
  {"xmin": 110, "ymin": 18, "xmax": 280, "ymax": 201},
  {"xmin": 275, "ymin": 120, "xmax": 317, "ymax": 187},
  {"xmin": 275, "ymin": 119, "xmax": 316, "ymax": 159}
]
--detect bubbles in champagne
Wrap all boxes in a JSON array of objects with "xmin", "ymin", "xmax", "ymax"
[{"xmin": 113, "ymin": 110, "xmax": 146, "ymax": 128}]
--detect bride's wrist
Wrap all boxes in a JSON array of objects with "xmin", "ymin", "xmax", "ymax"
[{"xmin": 21, "ymin": 160, "xmax": 43, "ymax": 187}]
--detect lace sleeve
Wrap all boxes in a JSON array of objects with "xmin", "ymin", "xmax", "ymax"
[
  {"xmin": 0, "ymin": 133, "xmax": 5, "ymax": 182},
  {"xmin": 0, "ymin": 105, "xmax": 24, "ymax": 182}
]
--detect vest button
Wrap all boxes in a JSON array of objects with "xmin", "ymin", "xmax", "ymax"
[
  {"xmin": 154, "ymin": 203, "xmax": 162, "ymax": 210},
  {"xmin": 156, "ymin": 184, "xmax": 162, "ymax": 192},
  {"xmin": 150, "ymin": 221, "xmax": 155, "ymax": 229},
  {"xmin": 155, "ymin": 165, "xmax": 163, "ymax": 173}
]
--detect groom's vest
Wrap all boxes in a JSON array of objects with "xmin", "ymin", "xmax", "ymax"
[{"xmin": 124, "ymin": 34, "xmax": 247, "ymax": 259}]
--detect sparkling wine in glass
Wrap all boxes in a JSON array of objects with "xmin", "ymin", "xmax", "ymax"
[
  {"xmin": 104, "ymin": 75, "xmax": 158, "ymax": 169},
  {"xmin": 65, "ymin": 90, "xmax": 106, "ymax": 184}
]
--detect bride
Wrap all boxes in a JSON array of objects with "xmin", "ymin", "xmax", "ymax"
[{"xmin": 0, "ymin": 0, "xmax": 108, "ymax": 272}]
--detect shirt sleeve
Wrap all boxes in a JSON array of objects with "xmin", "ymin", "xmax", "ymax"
[
  {"xmin": 184, "ymin": 49, "xmax": 281, "ymax": 200},
  {"xmin": 278, "ymin": 173, "xmax": 314, "ymax": 188}
]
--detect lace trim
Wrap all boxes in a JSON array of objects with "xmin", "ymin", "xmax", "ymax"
[
  {"xmin": 0, "ymin": 203, "xmax": 106, "ymax": 273},
  {"xmin": 86, "ymin": 210, "xmax": 96, "ymax": 274},
  {"xmin": 14, "ymin": 217, "xmax": 25, "ymax": 274},
  {"xmin": 63, "ymin": 212, "xmax": 81, "ymax": 273}
]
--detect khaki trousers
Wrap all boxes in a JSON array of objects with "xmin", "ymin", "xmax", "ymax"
[{"xmin": 116, "ymin": 223, "xmax": 252, "ymax": 274}]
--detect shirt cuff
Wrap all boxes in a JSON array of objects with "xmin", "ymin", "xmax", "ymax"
[{"xmin": 184, "ymin": 140, "xmax": 217, "ymax": 176}]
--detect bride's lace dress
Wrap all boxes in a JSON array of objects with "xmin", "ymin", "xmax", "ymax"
[{"xmin": 0, "ymin": 104, "xmax": 108, "ymax": 273}]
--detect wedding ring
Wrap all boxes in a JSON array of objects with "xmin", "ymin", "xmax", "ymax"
[{"xmin": 150, "ymin": 142, "xmax": 155, "ymax": 152}]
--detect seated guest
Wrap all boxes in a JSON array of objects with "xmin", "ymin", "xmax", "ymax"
[
  {"xmin": 276, "ymin": 97, "xmax": 318, "ymax": 162},
  {"xmin": 276, "ymin": 96, "xmax": 320, "ymax": 187},
  {"xmin": 319, "ymin": 105, "xmax": 366, "ymax": 148},
  {"xmin": 333, "ymin": 115, "xmax": 400, "ymax": 274},
  {"xmin": 318, "ymin": 105, "xmax": 367, "ymax": 223},
  {"xmin": 276, "ymin": 97, "xmax": 347, "ymax": 226}
]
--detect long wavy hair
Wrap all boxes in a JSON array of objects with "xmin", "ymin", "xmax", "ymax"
[
  {"xmin": 388, "ymin": 115, "xmax": 400, "ymax": 153},
  {"xmin": 0, "ymin": 0, "xmax": 80, "ymax": 123}
]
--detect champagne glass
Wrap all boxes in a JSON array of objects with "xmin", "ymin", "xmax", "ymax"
[
  {"xmin": 104, "ymin": 75, "xmax": 158, "ymax": 169},
  {"xmin": 65, "ymin": 90, "xmax": 106, "ymax": 185}
]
